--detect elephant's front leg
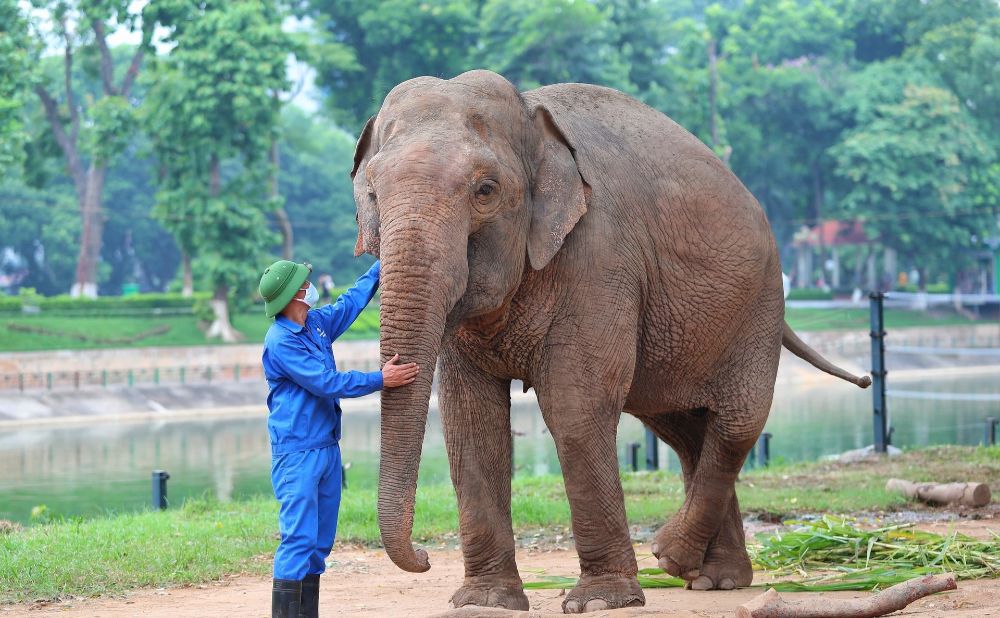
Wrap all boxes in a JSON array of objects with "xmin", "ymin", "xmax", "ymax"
[
  {"xmin": 537, "ymin": 382, "xmax": 644, "ymax": 613},
  {"xmin": 438, "ymin": 345, "xmax": 528, "ymax": 611}
]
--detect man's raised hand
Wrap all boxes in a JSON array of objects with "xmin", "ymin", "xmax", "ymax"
[{"xmin": 382, "ymin": 353, "xmax": 419, "ymax": 388}]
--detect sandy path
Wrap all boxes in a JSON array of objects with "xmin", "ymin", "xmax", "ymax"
[
  {"xmin": 7, "ymin": 521, "xmax": 999, "ymax": 617},
  {"xmin": 10, "ymin": 550, "xmax": 998, "ymax": 618}
]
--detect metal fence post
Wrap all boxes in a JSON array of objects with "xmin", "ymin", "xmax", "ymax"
[
  {"xmin": 627, "ymin": 442, "xmax": 640, "ymax": 472},
  {"xmin": 869, "ymin": 292, "xmax": 889, "ymax": 453},
  {"xmin": 644, "ymin": 427, "xmax": 659, "ymax": 471},
  {"xmin": 986, "ymin": 417, "xmax": 998, "ymax": 446},
  {"xmin": 756, "ymin": 432, "xmax": 772, "ymax": 467},
  {"xmin": 151, "ymin": 470, "xmax": 170, "ymax": 510}
]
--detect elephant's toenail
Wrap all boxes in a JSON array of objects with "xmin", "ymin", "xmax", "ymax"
[
  {"xmin": 690, "ymin": 575, "xmax": 713, "ymax": 590},
  {"xmin": 683, "ymin": 569, "xmax": 700, "ymax": 581},
  {"xmin": 564, "ymin": 600, "xmax": 580, "ymax": 613},
  {"xmin": 719, "ymin": 578, "xmax": 736, "ymax": 590},
  {"xmin": 584, "ymin": 599, "xmax": 610, "ymax": 611},
  {"xmin": 651, "ymin": 543, "xmax": 660, "ymax": 556}
]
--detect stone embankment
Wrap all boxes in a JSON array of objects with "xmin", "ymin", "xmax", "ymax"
[{"xmin": 1, "ymin": 323, "xmax": 997, "ymax": 425}]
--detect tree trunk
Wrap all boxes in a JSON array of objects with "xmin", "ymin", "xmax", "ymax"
[
  {"xmin": 181, "ymin": 252, "xmax": 193, "ymax": 297},
  {"xmin": 271, "ymin": 138, "xmax": 293, "ymax": 259},
  {"xmin": 71, "ymin": 163, "xmax": 107, "ymax": 298},
  {"xmin": 708, "ymin": 38, "xmax": 719, "ymax": 151},
  {"xmin": 205, "ymin": 284, "xmax": 243, "ymax": 343}
]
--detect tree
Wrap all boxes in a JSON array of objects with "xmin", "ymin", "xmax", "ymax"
[
  {"xmin": 277, "ymin": 106, "xmax": 373, "ymax": 283},
  {"xmin": 0, "ymin": 0, "xmax": 30, "ymax": 172},
  {"xmin": 477, "ymin": 0, "xmax": 630, "ymax": 92},
  {"xmin": 308, "ymin": 0, "xmax": 479, "ymax": 130},
  {"xmin": 26, "ymin": 0, "xmax": 156, "ymax": 297},
  {"xmin": 144, "ymin": 0, "xmax": 294, "ymax": 341},
  {"xmin": 830, "ymin": 66, "xmax": 995, "ymax": 288}
]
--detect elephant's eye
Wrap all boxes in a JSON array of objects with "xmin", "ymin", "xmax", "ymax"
[{"xmin": 475, "ymin": 180, "xmax": 500, "ymax": 207}]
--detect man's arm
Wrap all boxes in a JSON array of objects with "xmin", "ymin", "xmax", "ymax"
[
  {"xmin": 272, "ymin": 337, "xmax": 383, "ymax": 398},
  {"xmin": 317, "ymin": 261, "xmax": 380, "ymax": 339}
]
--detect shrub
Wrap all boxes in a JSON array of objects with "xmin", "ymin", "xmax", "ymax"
[
  {"xmin": 0, "ymin": 295, "xmax": 22, "ymax": 314},
  {"xmin": 786, "ymin": 288, "xmax": 834, "ymax": 301},
  {"xmin": 35, "ymin": 292, "xmax": 212, "ymax": 317}
]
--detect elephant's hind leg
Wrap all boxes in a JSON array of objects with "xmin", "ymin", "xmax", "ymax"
[
  {"xmin": 439, "ymin": 344, "xmax": 528, "ymax": 611},
  {"xmin": 645, "ymin": 401, "xmax": 766, "ymax": 589}
]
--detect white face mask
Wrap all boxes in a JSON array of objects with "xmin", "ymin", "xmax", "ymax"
[{"xmin": 297, "ymin": 282, "xmax": 319, "ymax": 308}]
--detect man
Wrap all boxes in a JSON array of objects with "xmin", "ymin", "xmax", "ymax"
[{"xmin": 258, "ymin": 259, "xmax": 418, "ymax": 618}]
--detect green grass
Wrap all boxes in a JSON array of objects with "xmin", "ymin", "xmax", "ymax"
[
  {"xmin": 784, "ymin": 307, "xmax": 977, "ymax": 332},
  {"xmin": 0, "ymin": 308, "xmax": 380, "ymax": 352},
  {"xmin": 2, "ymin": 446, "xmax": 998, "ymax": 603},
  {"xmin": 0, "ymin": 306, "xmax": 979, "ymax": 352}
]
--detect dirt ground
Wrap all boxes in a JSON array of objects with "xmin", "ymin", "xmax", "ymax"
[{"xmin": 6, "ymin": 520, "xmax": 999, "ymax": 618}]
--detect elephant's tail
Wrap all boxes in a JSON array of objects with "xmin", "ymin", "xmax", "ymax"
[{"xmin": 782, "ymin": 322, "xmax": 872, "ymax": 388}]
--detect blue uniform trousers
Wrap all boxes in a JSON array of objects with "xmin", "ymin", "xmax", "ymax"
[{"xmin": 271, "ymin": 445, "xmax": 342, "ymax": 580}]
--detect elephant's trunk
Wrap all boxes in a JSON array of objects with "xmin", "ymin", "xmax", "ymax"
[{"xmin": 376, "ymin": 206, "xmax": 468, "ymax": 573}]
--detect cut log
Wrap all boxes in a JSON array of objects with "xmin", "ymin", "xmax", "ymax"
[
  {"xmin": 737, "ymin": 573, "xmax": 957, "ymax": 618},
  {"xmin": 885, "ymin": 478, "xmax": 992, "ymax": 507}
]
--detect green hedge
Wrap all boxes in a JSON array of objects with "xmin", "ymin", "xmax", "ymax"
[
  {"xmin": 897, "ymin": 283, "xmax": 951, "ymax": 294},
  {"xmin": 0, "ymin": 292, "xmax": 212, "ymax": 316},
  {"xmin": 787, "ymin": 288, "xmax": 834, "ymax": 301}
]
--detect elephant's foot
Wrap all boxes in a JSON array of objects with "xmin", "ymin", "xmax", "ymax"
[
  {"xmin": 562, "ymin": 573, "xmax": 644, "ymax": 614},
  {"xmin": 650, "ymin": 513, "xmax": 708, "ymax": 582},
  {"xmin": 449, "ymin": 576, "xmax": 529, "ymax": 611},
  {"xmin": 687, "ymin": 537, "xmax": 753, "ymax": 590}
]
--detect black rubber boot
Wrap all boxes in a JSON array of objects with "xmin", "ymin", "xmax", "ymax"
[
  {"xmin": 272, "ymin": 578, "xmax": 302, "ymax": 618},
  {"xmin": 299, "ymin": 574, "xmax": 320, "ymax": 618}
]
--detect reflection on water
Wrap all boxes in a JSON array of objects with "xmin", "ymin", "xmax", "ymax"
[{"xmin": 1, "ymin": 374, "xmax": 997, "ymax": 523}]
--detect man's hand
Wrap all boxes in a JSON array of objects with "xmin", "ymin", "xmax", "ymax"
[{"xmin": 382, "ymin": 353, "xmax": 419, "ymax": 388}]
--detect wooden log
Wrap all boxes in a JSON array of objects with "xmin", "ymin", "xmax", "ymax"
[
  {"xmin": 737, "ymin": 573, "xmax": 957, "ymax": 618},
  {"xmin": 885, "ymin": 478, "xmax": 992, "ymax": 507}
]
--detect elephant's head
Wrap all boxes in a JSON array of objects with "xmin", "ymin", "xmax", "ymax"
[{"xmin": 350, "ymin": 70, "xmax": 589, "ymax": 572}]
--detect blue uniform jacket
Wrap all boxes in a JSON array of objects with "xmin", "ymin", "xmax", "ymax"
[{"xmin": 263, "ymin": 262, "xmax": 383, "ymax": 456}]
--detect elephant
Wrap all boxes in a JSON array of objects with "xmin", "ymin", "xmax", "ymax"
[{"xmin": 350, "ymin": 69, "xmax": 871, "ymax": 613}]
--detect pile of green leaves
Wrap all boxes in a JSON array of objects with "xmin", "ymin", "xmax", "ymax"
[
  {"xmin": 748, "ymin": 516, "xmax": 1000, "ymax": 591},
  {"xmin": 524, "ymin": 516, "xmax": 1000, "ymax": 593}
]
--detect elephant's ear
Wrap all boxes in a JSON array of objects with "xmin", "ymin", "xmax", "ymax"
[
  {"xmin": 351, "ymin": 115, "xmax": 376, "ymax": 180},
  {"xmin": 527, "ymin": 105, "xmax": 590, "ymax": 271},
  {"xmin": 351, "ymin": 116, "xmax": 379, "ymax": 257}
]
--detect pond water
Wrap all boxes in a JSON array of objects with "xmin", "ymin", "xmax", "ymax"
[{"xmin": 1, "ymin": 372, "xmax": 997, "ymax": 524}]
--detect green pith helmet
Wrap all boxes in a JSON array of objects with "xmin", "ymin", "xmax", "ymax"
[{"xmin": 259, "ymin": 260, "xmax": 312, "ymax": 318}]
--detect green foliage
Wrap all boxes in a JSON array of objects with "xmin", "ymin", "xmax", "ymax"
[
  {"xmin": 144, "ymin": 0, "xmax": 296, "ymax": 319},
  {"xmin": 831, "ymin": 78, "xmax": 995, "ymax": 275},
  {"xmin": 478, "ymin": 0, "xmax": 631, "ymax": 92},
  {"xmin": 0, "ymin": 0, "xmax": 30, "ymax": 171},
  {"xmin": 278, "ymin": 107, "xmax": 376, "ymax": 278},
  {"xmin": 786, "ymin": 288, "xmax": 833, "ymax": 301},
  {"xmin": 3, "ymin": 0, "xmax": 1000, "ymax": 298},
  {"xmin": 0, "ymin": 306, "xmax": 379, "ymax": 351},
  {"xmin": 308, "ymin": 0, "xmax": 479, "ymax": 129}
]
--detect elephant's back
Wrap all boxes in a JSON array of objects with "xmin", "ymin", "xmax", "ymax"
[{"xmin": 524, "ymin": 83, "xmax": 710, "ymax": 165}]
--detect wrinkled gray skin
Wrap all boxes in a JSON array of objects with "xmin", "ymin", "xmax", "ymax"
[{"xmin": 351, "ymin": 70, "xmax": 870, "ymax": 614}]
